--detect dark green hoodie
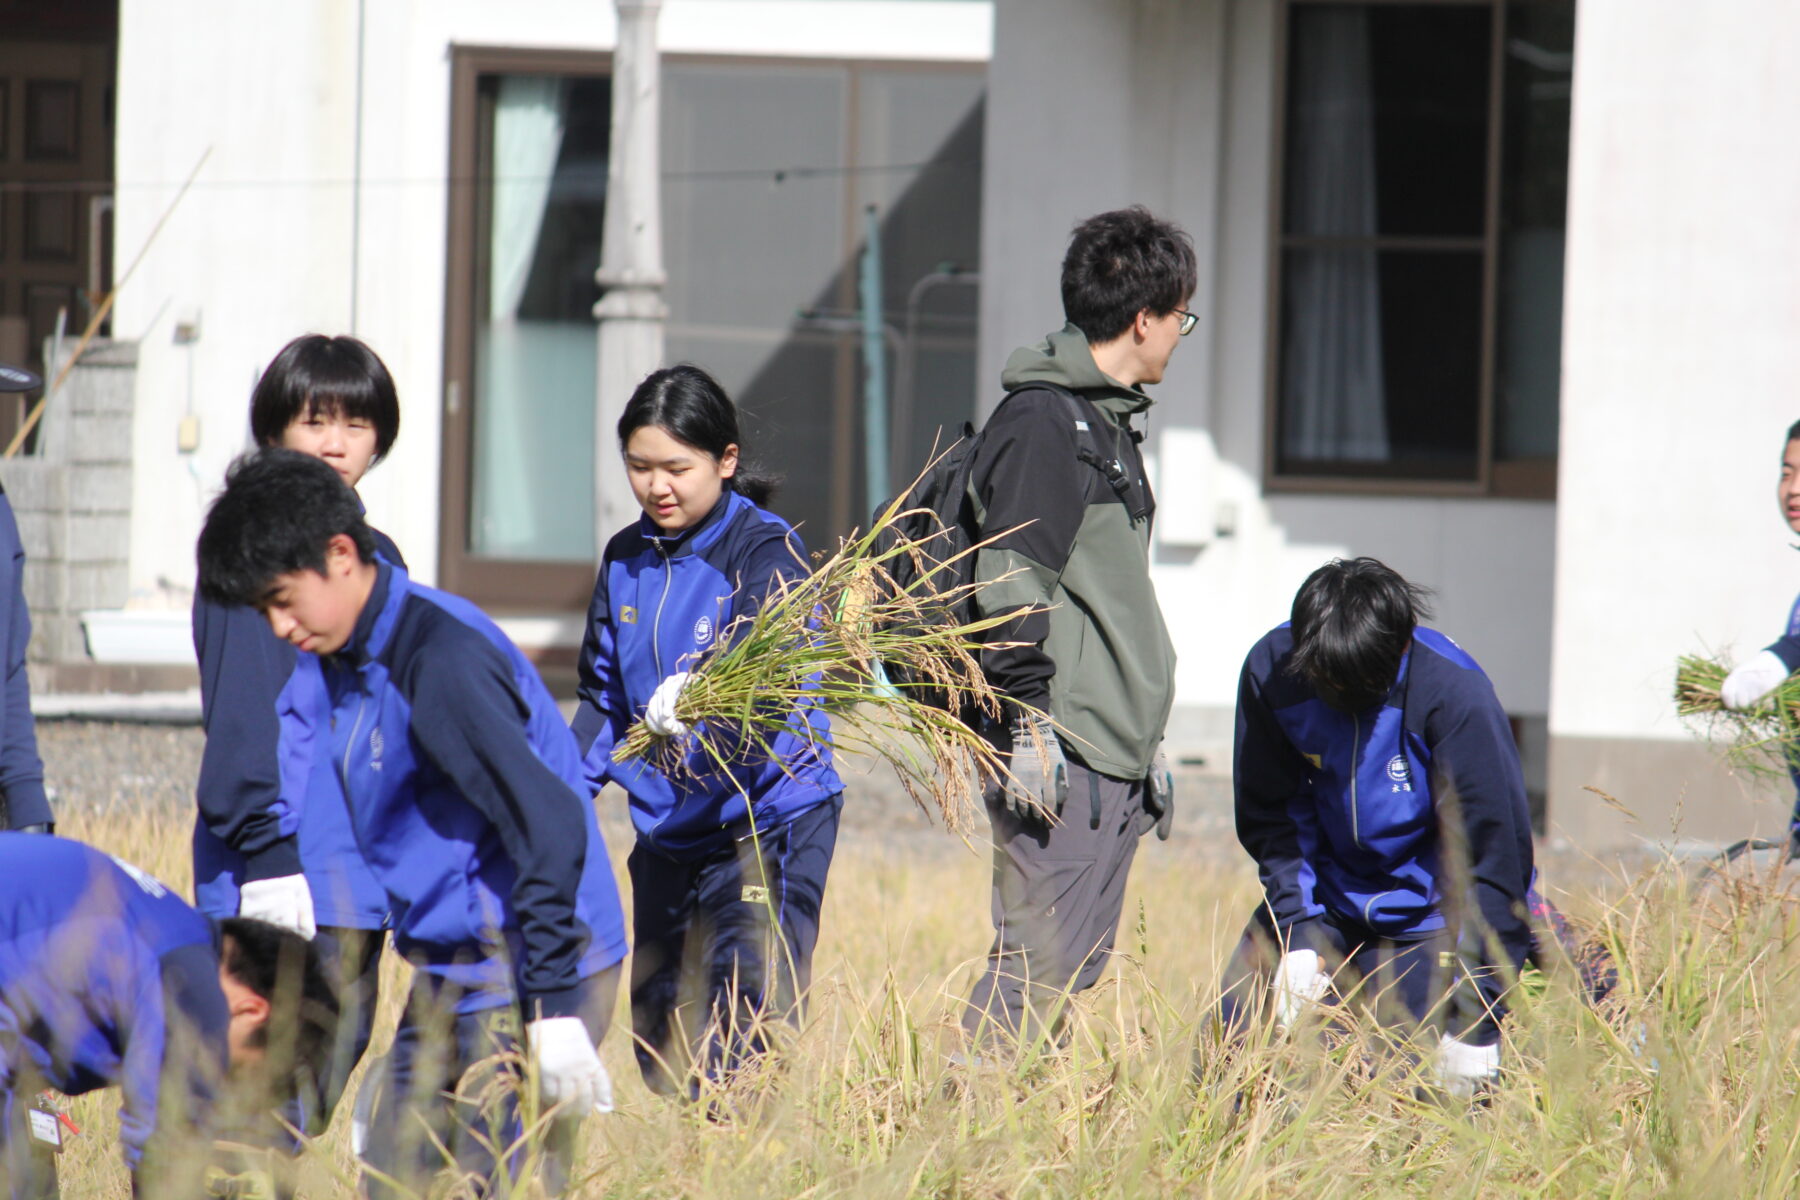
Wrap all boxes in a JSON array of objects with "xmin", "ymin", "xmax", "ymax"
[{"xmin": 967, "ymin": 324, "xmax": 1176, "ymax": 778}]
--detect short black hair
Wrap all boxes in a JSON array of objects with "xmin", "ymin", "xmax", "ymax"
[
  {"xmin": 219, "ymin": 917, "xmax": 341, "ymax": 1111},
  {"xmin": 196, "ymin": 448, "xmax": 376, "ymax": 607},
  {"xmin": 1288, "ymin": 557, "xmax": 1434, "ymax": 712},
  {"xmin": 1061, "ymin": 207, "xmax": 1199, "ymax": 345},
  {"xmin": 249, "ymin": 334, "xmax": 400, "ymax": 461},
  {"xmin": 1786, "ymin": 419, "xmax": 1800, "ymax": 442}
]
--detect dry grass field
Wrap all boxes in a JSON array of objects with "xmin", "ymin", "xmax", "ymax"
[{"xmin": 34, "ymin": 723, "xmax": 1800, "ymax": 1199}]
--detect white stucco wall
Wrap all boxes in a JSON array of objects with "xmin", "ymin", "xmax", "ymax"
[
  {"xmin": 111, "ymin": 0, "xmax": 992, "ymax": 608},
  {"xmin": 1550, "ymin": 0, "xmax": 1800, "ymax": 744},
  {"xmin": 981, "ymin": 0, "xmax": 1557, "ymax": 744}
]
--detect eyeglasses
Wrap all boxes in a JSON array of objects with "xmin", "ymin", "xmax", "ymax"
[{"xmin": 1172, "ymin": 308, "xmax": 1198, "ymax": 337}]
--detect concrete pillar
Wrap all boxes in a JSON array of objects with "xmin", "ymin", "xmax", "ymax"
[
  {"xmin": 594, "ymin": 0, "xmax": 667, "ymax": 553},
  {"xmin": 1547, "ymin": 0, "xmax": 1800, "ymax": 848}
]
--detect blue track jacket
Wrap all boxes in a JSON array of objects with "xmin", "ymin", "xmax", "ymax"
[
  {"xmin": 1235, "ymin": 625, "xmax": 1535, "ymax": 1037},
  {"xmin": 1759, "ymin": 589, "xmax": 1800, "ymax": 817},
  {"xmin": 306, "ymin": 561, "xmax": 628, "ymax": 1016},
  {"xmin": 571, "ymin": 490, "xmax": 843, "ymax": 860},
  {"xmin": 0, "ymin": 835, "xmax": 224, "ymax": 1173},
  {"xmin": 191, "ymin": 528, "xmax": 404, "ymax": 927},
  {"xmin": 0, "ymin": 492, "xmax": 48, "ymax": 828},
  {"xmin": 1762, "ymin": 588, "xmax": 1800, "ymax": 674}
]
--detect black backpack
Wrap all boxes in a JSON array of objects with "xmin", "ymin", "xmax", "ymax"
[{"xmin": 866, "ymin": 383, "xmax": 1147, "ymax": 717}]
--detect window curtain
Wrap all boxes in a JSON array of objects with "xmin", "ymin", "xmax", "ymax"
[
  {"xmin": 1280, "ymin": 6, "xmax": 1389, "ymax": 463},
  {"xmin": 473, "ymin": 76, "xmax": 578, "ymax": 558}
]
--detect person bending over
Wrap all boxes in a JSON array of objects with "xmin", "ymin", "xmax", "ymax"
[
  {"xmin": 1222, "ymin": 558, "xmax": 1534, "ymax": 1096},
  {"xmin": 0, "ymin": 834, "xmax": 336, "ymax": 1199},
  {"xmin": 196, "ymin": 449, "xmax": 629, "ymax": 1197}
]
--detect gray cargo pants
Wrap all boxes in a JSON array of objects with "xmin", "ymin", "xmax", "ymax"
[{"xmin": 961, "ymin": 758, "xmax": 1150, "ymax": 1048}]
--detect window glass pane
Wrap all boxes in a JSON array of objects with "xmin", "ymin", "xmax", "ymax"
[
  {"xmin": 1495, "ymin": 2, "xmax": 1574, "ymax": 462},
  {"xmin": 1284, "ymin": 4, "xmax": 1491, "ymax": 240},
  {"xmin": 1277, "ymin": 248, "xmax": 1483, "ymax": 480},
  {"xmin": 853, "ymin": 70, "xmax": 984, "ymax": 501},
  {"xmin": 468, "ymin": 74, "xmax": 609, "ymax": 561},
  {"xmin": 663, "ymin": 63, "xmax": 849, "ymax": 538}
]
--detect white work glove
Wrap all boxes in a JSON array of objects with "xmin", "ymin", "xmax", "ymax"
[
  {"xmin": 644, "ymin": 670, "xmax": 693, "ymax": 737},
  {"xmin": 238, "ymin": 874, "xmax": 318, "ymax": 940},
  {"xmin": 1721, "ymin": 650, "xmax": 1791, "ymax": 711},
  {"xmin": 526, "ymin": 1016, "xmax": 613, "ymax": 1117},
  {"xmin": 1271, "ymin": 948, "xmax": 1331, "ymax": 1029},
  {"xmin": 1434, "ymin": 1033, "xmax": 1501, "ymax": 1098}
]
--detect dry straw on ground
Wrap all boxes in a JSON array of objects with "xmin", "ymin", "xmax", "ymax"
[{"xmin": 50, "ymin": 787, "xmax": 1800, "ymax": 1200}]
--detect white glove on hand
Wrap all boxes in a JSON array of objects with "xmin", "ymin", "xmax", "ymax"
[
  {"xmin": 644, "ymin": 670, "xmax": 693, "ymax": 737},
  {"xmin": 1721, "ymin": 650, "xmax": 1791, "ymax": 711},
  {"xmin": 1434, "ymin": 1033, "xmax": 1501, "ymax": 1098},
  {"xmin": 527, "ymin": 1016, "xmax": 613, "ymax": 1117},
  {"xmin": 238, "ymin": 874, "xmax": 317, "ymax": 940},
  {"xmin": 1271, "ymin": 948, "xmax": 1331, "ymax": 1029}
]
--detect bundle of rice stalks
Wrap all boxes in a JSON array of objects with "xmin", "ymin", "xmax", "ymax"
[
  {"xmin": 611, "ymin": 483, "xmax": 1039, "ymax": 836},
  {"xmin": 1673, "ymin": 653, "xmax": 1800, "ymax": 777}
]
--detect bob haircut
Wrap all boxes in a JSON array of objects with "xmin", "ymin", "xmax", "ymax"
[
  {"xmin": 249, "ymin": 335, "xmax": 401, "ymax": 461},
  {"xmin": 1287, "ymin": 557, "xmax": 1434, "ymax": 713},
  {"xmin": 617, "ymin": 364, "xmax": 778, "ymax": 505}
]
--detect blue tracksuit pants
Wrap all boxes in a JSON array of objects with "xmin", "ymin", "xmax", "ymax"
[
  {"xmin": 627, "ymin": 796, "xmax": 841, "ymax": 1098},
  {"xmin": 361, "ymin": 965, "xmax": 620, "ymax": 1200},
  {"xmin": 1217, "ymin": 906, "xmax": 1457, "ymax": 1037}
]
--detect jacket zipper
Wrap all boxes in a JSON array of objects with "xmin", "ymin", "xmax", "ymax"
[
  {"xmin": 340, "ymin": 692, "xmax": 368, "ymax": 799},
  {"xmin": 1349, "ymin": 713, "xmax": 1362, "ymax": 848},
  {"xmin": 651, "ymin": 540, "xmax": 674, "ymax": 677}
]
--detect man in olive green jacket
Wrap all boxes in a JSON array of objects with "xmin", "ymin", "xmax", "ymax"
[{"xmin": 962, "ymin": 207, "xmax": 1193, "ymax": 1047}]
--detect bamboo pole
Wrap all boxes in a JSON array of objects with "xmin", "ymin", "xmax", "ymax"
[{"xmin": 6, "ymin": 147, "xmax": 212, "ymax": 459}]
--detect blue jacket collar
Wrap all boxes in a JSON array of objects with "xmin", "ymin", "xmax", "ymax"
[
  {"xmin": 334, "ymin": 558, "xmax": 409, "ymax": 666},
  {"xmin": 636, "ymin": 490, "xmax": 742, "ymax": 558}
]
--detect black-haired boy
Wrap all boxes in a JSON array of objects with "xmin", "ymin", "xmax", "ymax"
[
  {"xmin": 0, "ymin": 834, "xmax": 336, "ymax": 1198},
  {"xmin": 196, "ymin": 449, "xmax": 629, "ymax": 1196},
  {"xmin": 1224, "ymin": 558, "xmax": 1535, "ymax": 1095},
  {"xmin": 961, "ymin": 207, "xmax": 1193, "ymax": 1046}
]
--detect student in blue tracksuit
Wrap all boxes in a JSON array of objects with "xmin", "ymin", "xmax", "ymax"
[
  {"xmin": 571, "ymin": 365, "xmax": 844, "ymax": 1098},
  {"xmin": 1223, "ymin": 558, "xmax": 1536, "ymax": 1097},
  {"xmin": 196, "ymin": 449, "xmax": 629, "ymax": 1198},
  {"xmin": 190, "ymin": 334, "xmax": 402, "ymax": 1137},
  {"xmin": 0, "ymin": 834, "xmax": 337, "ymax": 1199},
  {"xmin": 0, "ymin": 362, "xmax": 53, "ymax": 836},
  {"xmin": 1719, "ymin": 419, "xmax": 1800, "ymax": 855}
]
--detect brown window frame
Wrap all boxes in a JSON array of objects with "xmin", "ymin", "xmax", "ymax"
[
  {"xmin": 440, "ymin": 46, "xmax": 614, "ymax": 612},
  {"xmin": 440, "ymin": 47, "xmax": 986, "ymax": 610},
  {"xmin": 1263, "ymin": 0, "xmax": 1564, "ymax": 502}
]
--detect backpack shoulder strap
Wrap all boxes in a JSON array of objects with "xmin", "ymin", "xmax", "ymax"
[{"xmin": 1002, "ymin": 382, "xmax": 1151, "ymax": 522}]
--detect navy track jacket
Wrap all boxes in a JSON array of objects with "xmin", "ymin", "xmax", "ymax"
[
  {"xmin": 1235, "ymin": 625, "xmax": 1535, "ymax": 1030},
  {"xmin": 191, "ymin": 528, "xmax": 404, "ymax": 927},
  {"xmin": 572, "ymin": 490, "xmax": 843, "ymax": 859},
  {"xmin": 303, "ymin": 561, "xmax": 628, "ymax": 1016},
  {"xmin": 0, "ymin": 835, "xmax": 223, "ymax": 1173},
  {"xmin": 0, "ymin": 492, "xmax": 48, "ymax": 828},
  {"xmin": 1764, "ymin": 589, "xmax": 1800, "ymax": 674}
]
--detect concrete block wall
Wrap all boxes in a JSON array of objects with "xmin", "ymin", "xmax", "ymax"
[{"xmin": 4, "ymin": 340, "xmax": 137, "ymax": 673}]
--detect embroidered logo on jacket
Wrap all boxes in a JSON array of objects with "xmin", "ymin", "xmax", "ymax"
[
  {"xmin": 1386, "ymin": 754, "xmax": 1411, "ymax": 791},
  {"xmin": 621, "ymin": 606, "xmax": 638, "ymax": 624},
  {"xmin": 110, "ymin": 855, "xmax": 168, "ymax": 897},
  {"xmin": 370, "ymin": 727, "xmax": 385, "ymax": 772},
  {"xmin": 694, "ymin": 616, "xmax": 713, "ymax": 646}
]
